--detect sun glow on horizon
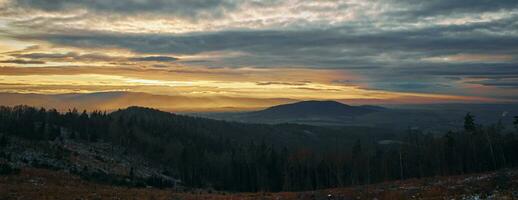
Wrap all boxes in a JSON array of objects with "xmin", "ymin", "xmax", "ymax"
[{"xmin": 0, "ymin": 0, "xmax": 517, "ymax": 111}]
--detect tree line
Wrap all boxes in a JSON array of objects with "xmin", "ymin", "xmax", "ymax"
[{"xmin": 0, "ymin": 105, "xmax": 518, "ymax": 192}]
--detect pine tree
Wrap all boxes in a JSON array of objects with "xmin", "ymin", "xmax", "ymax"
[
  {"xmin": 464, "ymin": 113, "xmax": 476, "ymax": 133},
  {"xmin": 0, "ymin": 134, "xmax": 8, "ymax": 147}
]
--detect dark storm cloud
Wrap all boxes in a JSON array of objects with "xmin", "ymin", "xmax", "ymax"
[
  {"xmin": 374, "ymin": 62, "xmax": 518, "ymax": 95},
  {"xmin": 12, "ymin": 0, "xmax": 517, "ymax": 18},
  {"xmin": 10, "ymin": 0, "xmax": 518, "ymax": 26},
  {"xmin": 130, "ymin": 56, "xmax": 178, "ymax": 62},
  {"xmin": 9, "ymin": 52, "xmax": 178, "ymax": 63},
  {"xmin": 0, "ymin": 59, "xmax": 45, "ymax": 64},
  {"xmin": 9, "ymin": 0, "xmax": 518, "ymax": 69},
  {"xmin": 17, "ymin": 14, "xmax": 518, "ymax": 67},
  {"xmin": 13, "ymin": 14, "xmax": 518, "ymax": 96},
  {"xmin": 4, "ymin": 0, "xmax": 518, "ymax": 99},
  {"xmin": 358, "ymin": 82, "xmax": 455, "ymax": 94},
  {"xmin": 467, "ymin": 79, "xmax": 518, "ymax": 88},
  {"xmin": 11, "ymin": 52, "xmax": 114, "ymax": 61},
  {"xmin": 390, "ymin": 0, "xmax": 518, "ymax": 18},
  {"xmin": 400, "ymin": 63, "xmax": 518, "ymax": 77},
  {"xmin": 256, "ymin": 81, "xmax": 308, "ymax": 86},
  {"xmin": 388, "ymin": 83, "xmax": 451, "ymax": 90}
]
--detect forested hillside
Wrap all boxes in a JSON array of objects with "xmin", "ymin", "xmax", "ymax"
[{"xmin": 1, "ymin": 105, "xmax": 518, "ymax": 192}]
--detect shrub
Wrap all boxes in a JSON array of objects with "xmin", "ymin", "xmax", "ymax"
[{"xmin": 0, "ymin": 163, "xmax": 20, "ymax": 175}]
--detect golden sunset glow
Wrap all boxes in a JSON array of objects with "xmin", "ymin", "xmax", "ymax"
[{"xmin": 1, "ymin": 0, "xmax": 517, "ymax": 111}]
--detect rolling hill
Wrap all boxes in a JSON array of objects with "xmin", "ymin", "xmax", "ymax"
[
  {"xmin": 250, "ymin": 100, "xmax": 385, "ymax": 118},
  {"xmin": 200, "ymin": 101, "xmax": 518, "ymax": 131},
  {"xmin": 1, "ymin": 105, "xmax": 517, "ymax": 194},
  {"xmin": 0, "ymin": 92, "xmax": 295, "ymax": 112},
  {"xmin": 204, "ymin": 100, "xmax": 387, "ymax": 126}
]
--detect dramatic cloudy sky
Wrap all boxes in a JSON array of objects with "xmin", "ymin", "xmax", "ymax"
[{"xmin": 0, "ymin": 0, "xmax": 517, "ymax": 110}]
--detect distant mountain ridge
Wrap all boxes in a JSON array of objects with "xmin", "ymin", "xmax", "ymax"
[
  {"xmin": 251, "ymin": 100, "xmax": 385, "ymax": 118},
  {"xmin": 0, "ymin": 92, "xmax": 295, "ymax": 112},
  {"xmin": 205, "ymin": 100, "xmax": 387, "ymax": 126}
]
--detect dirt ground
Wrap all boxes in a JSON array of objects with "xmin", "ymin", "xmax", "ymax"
[{"xmin": 1, "ymin": 168, "xmax": 518, "ymax": 200}]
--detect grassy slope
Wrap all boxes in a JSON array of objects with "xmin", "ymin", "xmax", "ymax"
[{"xmin": 1, "ymin": 167, "xmax": 517, "ymax": 200}]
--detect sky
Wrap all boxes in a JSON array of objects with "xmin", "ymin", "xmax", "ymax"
[{"xmin": 0, "ymin": 0, "xmax": 517, "ymax": 111}]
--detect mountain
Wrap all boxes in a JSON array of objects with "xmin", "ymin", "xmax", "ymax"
[
  {"xmin": 250, "ymin": 100, "xmax": 384, "ymax": 118},
  {"xmin": 0, "ymin": 105, "xmax": 394, "ymax": 191},
  {"xmin": 2, "ymin": 105, "xmax": 518, "ymax": 194},
  {"xmin": 207, "ymin": 100, "xmax": 386, "ymax": 125},
  {"xmin": 108, "ymin": 106, "xmax": 387, "ymax": 149},
  {"xmin": 200, "ymin": 101, "xmax": 518, "ymax": 130}
]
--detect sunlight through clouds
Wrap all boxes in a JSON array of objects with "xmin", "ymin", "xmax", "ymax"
[{"xmin": 0, "ymin": 0, "xmax": 517, "ymax": 110}]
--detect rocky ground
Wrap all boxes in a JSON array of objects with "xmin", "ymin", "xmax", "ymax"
[
  {"xmin": 2, "ymin": 136, "xmax": 518, "ymax": 199},
  {"xmin": 0, "ymin": 137, "xmax": 178, "ymax": 188},
  {"xmin": 1, "ymin": 167, "xmax": 517, "ymax": 200}
]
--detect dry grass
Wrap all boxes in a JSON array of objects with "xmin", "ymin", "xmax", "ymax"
[{"xmin": 1, "ymin": 168, "xmax": 517, "ymax": 200}]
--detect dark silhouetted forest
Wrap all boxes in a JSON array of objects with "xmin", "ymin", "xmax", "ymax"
[{"xmin": 1, "ymin": 105, "xmax": 518, "ymax": 192}]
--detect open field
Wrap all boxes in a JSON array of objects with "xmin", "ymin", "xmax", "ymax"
[{"xmin": 1, "ymin": 167, "xmax": 517, "ymax": 200}]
